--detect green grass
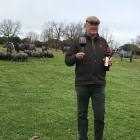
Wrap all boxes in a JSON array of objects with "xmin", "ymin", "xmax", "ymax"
[{"xmin": 0, "ymin": 47, "xmax": 140, "ymax": 140}]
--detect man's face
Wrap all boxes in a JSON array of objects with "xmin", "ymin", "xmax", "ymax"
[{"xmin": 85, "ymin": 22, "xmax": 99, "ymax": 36}]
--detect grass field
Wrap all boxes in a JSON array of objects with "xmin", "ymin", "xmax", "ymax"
[{"xmin": 0, "ymin": 46, "xmax": 140, "ymax": 140}]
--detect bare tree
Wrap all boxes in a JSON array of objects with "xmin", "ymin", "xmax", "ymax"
[
  {"xmin": 42, "ymin": 21, "xmax": 65, "ymax": 50},
  {"xmin": 42, "ymin": 21, "xmax": 85, "ymax": 49},
  {"xmin": 0, "ymin": 19, "xmax": 21, "ymax": 42},
  {"xmin": 100, "ymin": 28, "xmax": 114, "ymax": 48},
  {"xmin": 52, "ymin": 21, "xmax": 64, "ymax": 50},
  {"xmin": 63, "ymin": 21, "xmax": 85, "ymax": 44},
  {"xmin": 26, "ymin": 31, "xmax": 39, "ymax": 44},
  {"xmin": 41, "ymin": 21, "xmax": 54, "ymax": 47},
  {"xmin": 114, "ymin": 41, "xmax": 120, "ymax": 49},
  {"xmin": 130, "ymin": 35, "xmax": 140, "ymax": 48},
  {"xmin": 130, "ymin": 39, "xmax": 135, "ymax": 44},
  {"xmin": 63, "ymin": 22, "xmax": 77, "ymax": 44},
  {"xmin": 135, "ymin": 35, "xmax": 140, "ymax": 47},
  {"xmin": 75, "ymin": 21, "xmax": 85, "ymax": 38}
]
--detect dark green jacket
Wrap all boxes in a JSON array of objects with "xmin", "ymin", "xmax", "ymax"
[{"xmin": 65, "ymin": 33, "xmax": 109, "ymax": 85}]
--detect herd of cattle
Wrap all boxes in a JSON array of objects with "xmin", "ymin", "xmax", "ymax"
[
  {"xmin": 0, "ymin": 42, "xmax": 54, "ymax": 61},
  {"xmin": 0, "ymin": 42, "xmax": 133, "ymax": 62}
]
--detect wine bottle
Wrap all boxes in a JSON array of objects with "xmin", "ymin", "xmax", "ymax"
[{"xmin": 104, "ymin": 47, "xmax": 111, "ymax": 71}]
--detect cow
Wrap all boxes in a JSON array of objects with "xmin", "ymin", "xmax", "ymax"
[
  {"xmin": 117, "ymin": 49, "xmax": 132, "ymax": 62},
  {"xmin": 12, "ymin": 53, "xmax": 28, "ymax": 61},
  {"xmin": 3, "ymin": 42, "xmax": 14, "ymax": 53},
  {"xmin": 42, "ymin": 46, "xmax": 47, "ymax": 52},
  {"xmin": 5, "ymin": 52, "xmax": 11, "ymax": 60},
  {"xmin": 14, "ymin": 43, "xmax": 29, "ymax": 53},
  {"xmin": 43, "ymin": 51, "xmax": 54, "ymax": 58},
  {"xmin": 14, "ymin": 43, "xmax": 36, "ymax": 53},
  {"xmin": 62, "ymin": 46, "xmax": 70, "ymax": 54},
  {"xmin": 31, "ymin": 51, "xmax": 41, "ymax": 58},
  {"xmin": 29, "ymin": 44, "xmax": 36, "ymax": 51},
  {"xmin": 0, "ymin": 51, "xmax": 6, "ymax": 60}
]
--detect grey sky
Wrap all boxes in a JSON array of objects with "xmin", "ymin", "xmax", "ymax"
[{"xmin": 1, "ymin": 0, "xmax": 140, "ymax": 46}]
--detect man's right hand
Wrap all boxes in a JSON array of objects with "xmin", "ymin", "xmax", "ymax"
[{"xmin": 76, "ymin": 52, "xmax": 85, "ymax": 59}]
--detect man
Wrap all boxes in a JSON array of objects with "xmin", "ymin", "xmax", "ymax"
[{"xmin": 65, "ymin": 16, "xmax": 112, "ymax": 140}]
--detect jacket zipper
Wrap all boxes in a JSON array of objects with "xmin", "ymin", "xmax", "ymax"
[{"xmin": 92, "ymin": 39, "xmax": 96, "ymax": 82}]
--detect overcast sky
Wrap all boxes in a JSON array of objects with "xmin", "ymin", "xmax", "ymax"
[{"xmin": 1, "ymin": 0, "xmax": 140, "ymax": 46}]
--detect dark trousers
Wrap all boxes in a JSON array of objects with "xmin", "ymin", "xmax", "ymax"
[{"xmin": 76, "ymin": 84, "xmax": 105, "ymax": 140}]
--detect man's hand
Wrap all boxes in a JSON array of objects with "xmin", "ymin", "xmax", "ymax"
[
  {"xmin": 103, "ymin": 57, "xmax": 112, "ymax": 66},
  {"xmin": 108, "ymin": 57, "xmax": 112, "ymax": 65},
  {"xmin": 76, "ymin": 52, "xmax": 85, "ymax": 59}
]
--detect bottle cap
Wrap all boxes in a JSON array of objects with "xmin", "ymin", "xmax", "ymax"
[{"xmin": 107, "ymin": 47, "xmax": 110, "ymax": 52}]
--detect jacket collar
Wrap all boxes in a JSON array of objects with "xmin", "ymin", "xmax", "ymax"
[{"xmin": 85, "ymin": 32, "xmax": 99, "ymax": 41}]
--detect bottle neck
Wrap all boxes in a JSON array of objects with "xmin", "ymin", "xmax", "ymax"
[{"xmin": 107, "ymin": 47, "xmax": 110, "ymax": 53}]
